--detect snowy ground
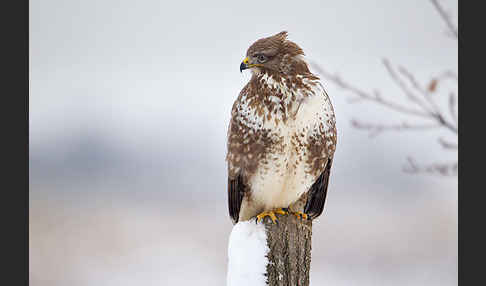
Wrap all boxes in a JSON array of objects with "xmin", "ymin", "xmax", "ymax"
[{"xmin": 30, "ymin": 185, "xmax": 457, "ymax": 286}]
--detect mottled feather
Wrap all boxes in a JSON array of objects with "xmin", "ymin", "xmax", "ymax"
[{"xmin": 227, "ymin": 32, "xmax": 337, "ymax": 224}]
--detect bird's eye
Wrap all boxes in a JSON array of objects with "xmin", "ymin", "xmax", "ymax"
[{"xmin": 257, "ymin": 54, "xmax": 267, "ymax": 63}]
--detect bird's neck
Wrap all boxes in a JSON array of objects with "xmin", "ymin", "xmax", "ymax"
[
  {"xmin": 249, "ymin": 71, "xmax": 318, "ymax": 100},
  {"xmin": 245, "ymin": 71, "xmax": 320, "ymax": 123}
]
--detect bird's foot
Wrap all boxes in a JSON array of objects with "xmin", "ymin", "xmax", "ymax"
[
  {"xmin": 291, "ymin": 211, "xmax": 309, "ymax": 221},
  {"xmin": 255, "ymin": 208, "xmax": 288, "ymax": 224}
]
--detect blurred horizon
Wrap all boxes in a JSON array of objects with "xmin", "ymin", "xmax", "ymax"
[{"xmin": 30, "ymin": 0, "xmax": 457, "ymax": 285}]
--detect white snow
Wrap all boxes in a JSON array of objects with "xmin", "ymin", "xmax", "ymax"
[{"xmin": 226, "ymin": 221, "xmax": 269, "ymax": 286}]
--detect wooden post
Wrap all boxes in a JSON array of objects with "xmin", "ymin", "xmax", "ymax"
[{"xmin": 264, "ymin": 214, "xmax": 313, "ymax": 286}]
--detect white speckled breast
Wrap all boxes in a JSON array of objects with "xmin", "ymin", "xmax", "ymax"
[{"xmin": 248, "ymin": 77, "xmax": 336, "ymax": 211}]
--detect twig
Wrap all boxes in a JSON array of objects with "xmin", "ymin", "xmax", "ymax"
[
  {"xmin": 351, "ymin": 119, "xmax": 441, "ymax": 138},
  {"xmin": 438, "ymin": 137, "xmax": 458, "ymax": 150},
  {"xmin": 383, "ymin": 59, "xmax": 435, "ymax": 115},
  {"xmin": 312, "ymin": 63, "xmax": 431, "ymax": 118},
  {"xmin": 311, "ymin": 1, "xmax": 458, "ymax": 176},
  {"xmin": 448, "ymin": 92, "xmax": 458, "ymax": 125},
  {"xmin": 313, "ymin": 62, "xmax": 458, "ymax": 135},
  {"xmin": 391, "ymin": 61, "xmax": 458, "ymax": 134},
  {"xmin": 397, "ymin": 66, "xmax": 440, "ymax": 112},
  {"xmin": 430, "ymin": 0, "xmax": 459, "ymax": 40},
  {"xmin": 403, "ymin": 156, "xmax": 458, "ymax": 176},
  {"xmin": 437, "ymin": 70, "xmax": 458, "ymax": 82}
]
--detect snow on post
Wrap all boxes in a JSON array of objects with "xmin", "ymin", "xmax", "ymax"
[
  {"xmin": 227, "ymin": 215, "xmax": 313, "ymax": 286},
  {"xmin": 227, "ymin": 221, "xmax": 269, "ymax": 286}
]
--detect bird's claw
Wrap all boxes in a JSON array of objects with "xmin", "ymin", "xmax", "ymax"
[
  {"xmin": 291, "ymin": 211, "xmax": 310, "ymax": 220},
  {"xmin": 255, "ymin": 208, "xmax": 288, "ymax": 224}
]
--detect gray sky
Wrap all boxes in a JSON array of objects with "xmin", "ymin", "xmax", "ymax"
[
  {"xmin": 30, "ymin": 0, "xmax": 458, "ymax": 285},
  {"xmin": 30, "ymin": 0, "xmax": 457, "ymax": 195}
]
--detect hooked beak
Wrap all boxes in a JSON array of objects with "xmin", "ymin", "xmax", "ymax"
[{"xmin": 240, "ymin": 57, "xmax": 249, "ymax": 72}]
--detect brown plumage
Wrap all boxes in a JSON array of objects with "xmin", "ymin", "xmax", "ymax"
[{"xmin": 227, "ymin": 31, "xmax": 337, "ymax": 224}]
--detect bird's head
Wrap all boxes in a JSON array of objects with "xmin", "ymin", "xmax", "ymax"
[{"xmin": 240, "ymin": 31, "xmax": 310, "ymax": 77}]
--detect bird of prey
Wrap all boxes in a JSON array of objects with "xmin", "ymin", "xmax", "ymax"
[{"xmin": 227, "ymin": 31, "xmax": 337, "ymax": 224}]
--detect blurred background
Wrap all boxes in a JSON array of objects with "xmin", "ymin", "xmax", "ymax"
[{"xmin": 30, "ymin": 0, "xmax": 458, "ymax": 285}]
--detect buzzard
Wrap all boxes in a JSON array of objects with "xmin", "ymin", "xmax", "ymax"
[{"xmin": 227, "ymin": 31, "xmax": 337, "ymax": 224}]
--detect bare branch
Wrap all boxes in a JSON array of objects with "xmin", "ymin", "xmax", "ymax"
[
  {"xmin": 313, "ymin": 61, "xmax": 459, "ymax": 135},
  {"xmin": 311, "ymin": 2, "xmax": 458, "ymax": 176},
  {"xmin": 351, "ymin": 119, "xmax": 441, "ymax": 138},
  {"xmin": 398, "ymin": 66, "xmax": 429, "ymax": 96},
  {"xmin": 403, "ymin": 156, "xmax": 458, "ymax": 176},
  {"xmin": 430, "ymin": 0, "xmax": 458, "ymax": 39},
  {"xmin": 403, "ymin": 157, "xmax": 421, "ymax": 174},
  {"xmin": 438, "ymin": 70, "xmax": 458, "ymax": 82},
  {"xmin": 396, "ymin": 65, "xmax": 458, "ymax": 134},
  {"xmin": 311, "ymin": 63, "xmax": 431, "ymax": 118},
  {"xmin": 398, "ymin": 67, "xmax": 439, "ymax": 110},
  {"xmin": 383, "ymin": 59, "xmax": 435, "ymax": 114},
  {"xmin": 436, "ymin": 113, "xmax": 458, "ymax": 134},
  {"xmin": 448, "ymin": 92, "xmax": 458, "ymax": 125},
  {"xmin": 438, "ymin": 137, "xmax": 458, "ymax": 150}
]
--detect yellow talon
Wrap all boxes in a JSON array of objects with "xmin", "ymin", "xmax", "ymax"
[
  {"xmin": 292, "ymin": 211, "xmax": 309, "ymax": 220},
  {"xmin": 256, "ymin": 208, "xmax": 288, "ymax": 224}
]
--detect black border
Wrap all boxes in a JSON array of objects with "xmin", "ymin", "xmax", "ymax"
[
  {"xmin": 459, "ymin": 0, "xmax": 482, "ymax": 285},
  {"xmin": 0, "ymin": 1, "xmax": 469, "ymax": 285},
  {"xmin": 457, "ymin": 0, "xmax": 462, "ymax": 281},
  {"xmin": 1, "ymin": 0, "xmax": 29, "ymax": 284}
]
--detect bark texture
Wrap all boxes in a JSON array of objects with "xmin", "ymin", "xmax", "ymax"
[{"xmin": 264, "ymin": 214, "xmax": 313, "ymax": 286}]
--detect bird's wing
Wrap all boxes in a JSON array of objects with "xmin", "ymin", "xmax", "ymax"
[
  {"xmin": 228, "ymin": 173, "xmax": 246, "ymax": 224},
  {"xmin": 304, "ymin": 157, "xmax": 333, "ymax": 220},
  {"xmin": 226, "ymin": 89, "xmax": 251, "ymax": 224}
]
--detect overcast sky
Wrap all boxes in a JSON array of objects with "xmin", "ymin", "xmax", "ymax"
[{"xmin": 30, "ymin": 0, "xmax": 457, "ymax": 195}]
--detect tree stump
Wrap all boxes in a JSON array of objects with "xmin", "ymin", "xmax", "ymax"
[{"xmin": 264, "ymin": 214, "xmax": 313, "ymax": 286}]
